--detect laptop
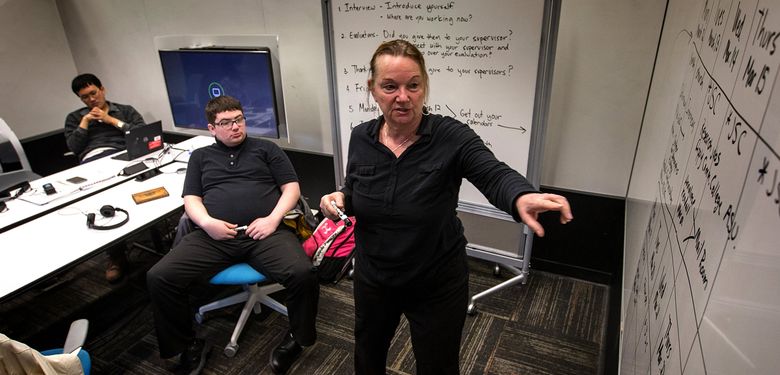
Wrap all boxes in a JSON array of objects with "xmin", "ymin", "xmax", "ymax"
[{"xmin": 111, "ymin": 121, "xmax": 164, "ymax": 161}]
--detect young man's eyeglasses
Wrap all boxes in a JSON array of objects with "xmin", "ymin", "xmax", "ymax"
[
  {"xmin": 78, "ymin": 89, "xmax": 101, "ymax": 101},
  {"xmin": 214, "ymin": 115, "xmax": 246, "ymax": 128}
]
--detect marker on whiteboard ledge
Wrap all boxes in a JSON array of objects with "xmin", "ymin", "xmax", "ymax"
[{"xmin": 330, "ymin": 200, "xmax": 352, "ymax": 227}]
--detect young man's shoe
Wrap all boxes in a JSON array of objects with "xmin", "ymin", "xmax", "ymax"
[
  {"xmin": 105, "ymin": 248, "xmax": 128, "ymax": 283},
  {"xmin": 105, "ymin": 261, "xmax": 124, "ymax": 283},
  {"xmin": 269, "ymin": 332, "xmax": 303, "ymax": 374},
  {"xmin": 175, "ymin": 338, "xmax": 210, "ymax": 375}
]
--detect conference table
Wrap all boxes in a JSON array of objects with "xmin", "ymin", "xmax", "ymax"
[
  {"xmin": 0, "ymin": 135, "xmax": 214, "ymax": 302},
  {"xmin": 0, "ymin": 141, "xmax": 190, "ymax": 233}
]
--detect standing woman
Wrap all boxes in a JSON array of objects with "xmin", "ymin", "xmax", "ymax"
[{"xmin": 320, "ymin": 39, "xmax": 573, "ymax": 374}]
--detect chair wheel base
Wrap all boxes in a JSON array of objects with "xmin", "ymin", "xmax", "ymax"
[
  {"xmin": 224, "ymin": 344, "xmax": 238, "ymax": 357},
  {"xmin": 467, "ymin": 303, "xmax": 477, "ymax": 316}
]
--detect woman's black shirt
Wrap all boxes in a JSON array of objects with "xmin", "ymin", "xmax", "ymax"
[{"xmin": 342, "ymin": 114, "xmax": 537, "ymax": 287}]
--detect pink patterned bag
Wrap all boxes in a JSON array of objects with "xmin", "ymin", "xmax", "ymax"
[{"xmin": 301, "ymin": 217, "xmax": 356, "ymax": 284}]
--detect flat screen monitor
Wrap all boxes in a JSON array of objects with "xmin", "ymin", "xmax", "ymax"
[{"xmin": 159, "ymin": 48, "xmax": 280, "ymax": 139}]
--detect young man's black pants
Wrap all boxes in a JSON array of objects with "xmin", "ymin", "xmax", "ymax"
[{"xmin": 147, "ymin": 228, "xmax": 319, "ymax": 358}]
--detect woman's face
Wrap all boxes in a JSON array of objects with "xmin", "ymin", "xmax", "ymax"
[{"xmin": 369, "ymin": 55, "xmax": 426, "ymax": 129}]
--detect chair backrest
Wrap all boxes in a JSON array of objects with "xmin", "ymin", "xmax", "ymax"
[
  {"xmin": 40, "ymin": 319, "xmax": 91, "ymax": 375},
  {"xmin": 63, "ymin": 319, "xmax": 89, "ymax": 354},
  {"xmin": 1, "ymin": 319, "xmax": 91, "ymax": 375},
  {"xmin": 0, "ymin": 117, "xmax": 33, "ymax": 173}
]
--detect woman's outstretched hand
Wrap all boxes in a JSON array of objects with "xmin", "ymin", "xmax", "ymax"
[{"xmin": 515, "ymin": 193, "xmax": 573, "ymax": 237}]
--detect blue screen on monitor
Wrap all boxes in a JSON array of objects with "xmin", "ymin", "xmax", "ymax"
[{"xmin": 159, "ymin": 49, "xmax": 280, "ymax": 138}]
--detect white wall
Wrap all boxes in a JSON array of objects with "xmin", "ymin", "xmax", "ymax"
[
  {"xmin": 545, "ymin": 1, "xmax": 666, "ymax": 197},
  {"xmin": 0, "ymin": 0, "xmax": 78, "ymax": 140},
  {"xmin": 2, "ymin": 0, "xmax": 667, "ymax": 197},
  {"xmin": 55, "ymin": 0, "xmax": 332, "ymax": 154}
]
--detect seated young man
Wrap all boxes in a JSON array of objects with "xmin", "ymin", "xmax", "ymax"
[
  {"xmin": 65, "ymin": 73, "xmax": 147, "ymax": 282},
  {"xmin": 64, "ymin": 73, "xmax": 146, "ymax": 163},
  {"xmin": 146, "ymin": 96, "xmax": 318, "ymax": 375}
]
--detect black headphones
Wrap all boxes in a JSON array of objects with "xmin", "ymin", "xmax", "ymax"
[{"xmin": 86, "ymin": 205, "xmax": 129, "ymax": 230}]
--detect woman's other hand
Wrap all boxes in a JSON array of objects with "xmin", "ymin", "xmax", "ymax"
[{"xmin": 320, "ymin": 192, "xmax": 346, "ymax": 221}]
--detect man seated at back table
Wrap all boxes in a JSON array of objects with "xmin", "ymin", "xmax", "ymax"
[
  {"xmin": 146, "ymin": 95, "xmax": 319, "ymax": 374},
  {"xmin": 64, "ymin": 73, "xmax": 146, "ymax": 163},
  {"xmin": 64, "ymin": 73, "xmax": 147, "ymax": 282}
]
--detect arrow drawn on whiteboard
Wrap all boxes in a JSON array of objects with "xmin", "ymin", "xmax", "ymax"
[
  {"xmin": 445, "ymin": 104, "xmax": 457, "ymax": 117},
  {"xmin": 497, "ymin": 124, "xmax": 527, "ymax": 133}
]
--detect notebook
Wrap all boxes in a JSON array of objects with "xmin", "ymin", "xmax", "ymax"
[{"xmin": 111, "ymin": 121, "xmax": 164, "ymax": 161}]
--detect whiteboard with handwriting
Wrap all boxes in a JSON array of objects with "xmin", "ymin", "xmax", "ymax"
[
  {"xmin": 622, "ymin": 0, "xmax": 780, "ymax": 374},
  {"xmin": 325, "ymin": 0, "xmax": 549, "ymax": 218}
]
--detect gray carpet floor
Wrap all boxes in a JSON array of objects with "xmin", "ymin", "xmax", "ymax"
[{"xmin": 1, "ymin": 246, "xmax": 609, "ymax": 374}]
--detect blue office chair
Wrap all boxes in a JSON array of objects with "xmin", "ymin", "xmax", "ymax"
[
  {"xmin": 195, "ymin": 263, "xmax": 288, "ymax": 357},
  {"xmin": 173, "ymin": 214, "xmax": 289, "ymax": 358},
  {"xmin": 40, "ymin": 319, "xmax": 91, "ymax": 375}
]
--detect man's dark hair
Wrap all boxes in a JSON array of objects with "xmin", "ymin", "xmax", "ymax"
[
  {"xmin": 71, "ymin": 74, "xmax": 102, "ymax": 95},
  {"xmin": 205, "ymin": 96, "xmax": 243, "ymax": 124}
]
